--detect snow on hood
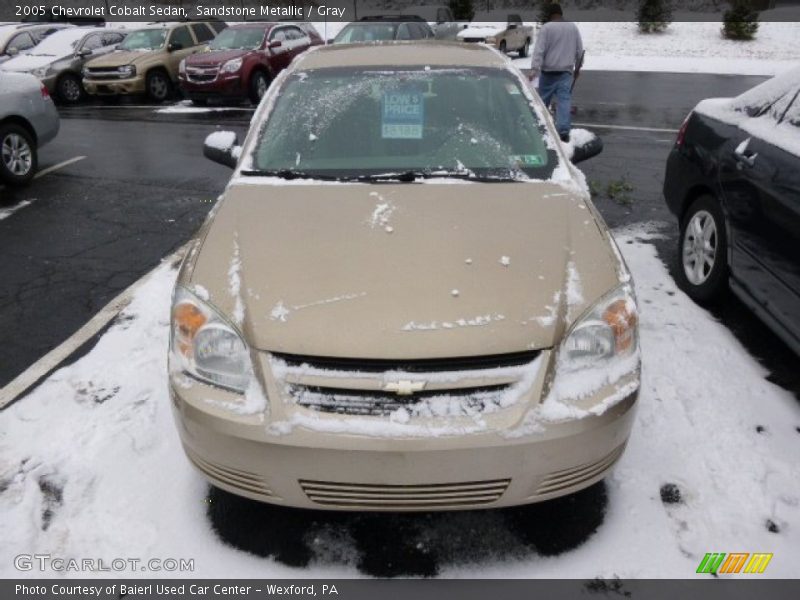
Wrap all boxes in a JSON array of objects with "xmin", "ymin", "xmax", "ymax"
[
  {"xmin": 25, "ymin": 27, "xmax": 95, "ymax": 57},
  {"xmin": 1, "ymin": 53, "xmax": 56, "ymax": 72}
]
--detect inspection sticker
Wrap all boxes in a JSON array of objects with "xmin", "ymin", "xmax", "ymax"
[{"xmin": 382, "ymin": 89, "xmax": 424, "ymax": 139}]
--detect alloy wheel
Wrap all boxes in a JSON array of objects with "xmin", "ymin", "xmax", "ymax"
[
  {"xmin": 1, "ymin": 133, "xmax": 33, "ymax": 177},
  {"xmin": 61, "ymin": 77, "xmax": 81, "ymax": 102},
  {"xmin": 682, "ymin": 210, "xmax": 718, "ymax": 285}
]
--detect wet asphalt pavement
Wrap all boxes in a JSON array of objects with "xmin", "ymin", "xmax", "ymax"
[{"xmin": 0, "ymin": 70, "xmax": 797, "ymax": 576}]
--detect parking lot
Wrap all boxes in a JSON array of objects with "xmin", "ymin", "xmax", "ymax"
[{"xmin": 1, "ymin": 64, "xmax": 798, "ymax": 578}]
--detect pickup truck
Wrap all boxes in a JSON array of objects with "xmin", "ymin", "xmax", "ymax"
[{"xmin": 457, "ymin": 14, "xmax": 534, "ymax": 57}]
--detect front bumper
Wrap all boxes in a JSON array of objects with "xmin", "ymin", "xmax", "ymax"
[
  {"xmin": 83, "ymin": 75, "xmax": 145, "ymax": 96},
  {"xmin": 179, "ymin": 74, "xmax": 246, "ymax": 99},
  {"xmin": 170, "ymin": 350, "xmax": 639, "ymax": 511}
]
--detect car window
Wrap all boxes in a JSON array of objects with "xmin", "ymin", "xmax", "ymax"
[
  {"xmin": 334, "ymin": 24, "xmax": 397, "ymax": 43},
  {"xmin": 190, "ymin": 24, "xmax": 215, "ymax": 44},
  {"xmin": 80, "ymin": 33, "xmax": 104, "ymax": 52},
  {"xmin": 269, "ymin": 28, "xmax": 287, "ymax": 42},
  {"xmin": 8, "ymin": 32, "xmax": 34, "ymax": 52},
  {"xmin": 102, "ymin": 32, "xmax": 125, "ymax": 46},
  {"xmin": 208, "ymin": 21, "xmax": 228, "ymax": 35},
  {"xmin": 287, "ymin": 26, "xmax": 307, "ymax": 41},
  {"xmin": 250, "ymin": 67, "xmax": 554, "ymax": 180},
  {"xmin": 170, "ymin": 26, "xmax": 195, "ymax": 48},
  {"xmin": 119, "ymin": 29, "xmax": 166, "ymax": 51},
  {"xmin": 209, "ymin": 27, "xmax": 265, "ymax": 50},
  {"xmin": 396, "ymin": 23, "xmax": 412, "ymax": 40}
]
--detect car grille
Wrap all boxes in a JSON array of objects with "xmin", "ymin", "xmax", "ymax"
[
  {"xmin": 462, "ymin": 37, "xmax": 486, "ymax": 43},
  {"xmin": 84, "ymin": 68, "xmax": 127, "ymax": 80},
  {"xmin": 299, "ymin": 478, "xmax": 511, "ymax": 509},
  {"xmin": 185, "ymin": 449, "xmax": 274, "ymax": 500},
  {"xmin": 186, "ymin": 66, "xmax": 218, "ymax": 83},
  {"xmin": 273, "ymin": 350, "xmax": 542, "ymax": 417},
  {"xmin": 532, "ymin": 444, "xmax": 626, "ymax": 498}
]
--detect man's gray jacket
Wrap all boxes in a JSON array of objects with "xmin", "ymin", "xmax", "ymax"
[{"xmin": 530, "ymin": 21, "xmax": 584, "ymax": 75}]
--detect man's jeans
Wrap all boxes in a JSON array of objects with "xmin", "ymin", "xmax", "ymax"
[{"xmin": 538, "ymin": 71, "xmax": 573, "ymax": 136}]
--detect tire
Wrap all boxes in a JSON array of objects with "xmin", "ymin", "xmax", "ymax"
[
  {"xmin": 0, "ymin": 124, "xmax": 37, "ymax": 186},
  {"xmin": 498, "ymin": 40, "xmax": 507, "ymax": 54},
  {"xmin": 519, "ymin": 38, "xmax": 530, "ymax": 58},
  {"xmin": 56, "ymin": 73, "xmax": 84, "ymax": 104},
  {"xmin": 248, "ymin": 70, "xmax": 270, "ymax": 104},
  {"xmin": 146, "ymin": 70, "xmax": 172, "ymax": 102},
  {"xmin": 676, "ymin": 194, "xmax": 729, "ymax": 304}
]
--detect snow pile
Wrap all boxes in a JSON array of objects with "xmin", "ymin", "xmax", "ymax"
[
  {"xmin": 204, "ymin": 130, "xmax": 237, "ymax": 152},
  {"xmin": 0, "ymin": 224, "xmax": 797, "ymax": 577}
]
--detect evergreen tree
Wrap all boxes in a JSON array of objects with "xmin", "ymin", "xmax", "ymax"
[
  {"xmin": 722, "ymin": 0, "xmax": 760, "ymax": 40},
  {"xmin": 637, "ymin": 0, "xmax": 673, "ymax": 33},
  {"xmin": 449, "ymin": 0, "xmax": 475, "ymax": 21}
]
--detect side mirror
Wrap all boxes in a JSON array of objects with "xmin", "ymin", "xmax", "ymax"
[
  {"xmin": 77, "ymin": 48, "xmax": 92, "ymax": 58},
  {"xmin": 7, "ymin": 47, "xmax": 19, "ymax": 57},
  {"xmin": 568, "ymin": 132, "xmax": 604, "ymax": 164},
  {"xmin": 204, "ymin": 131, "xmax": 241, "ymax": 169},
  {"xmin": 167, "ymin": 41, "xmax": 183, "ymax": 52},
  {"xmin": 268, "ymin": 40, "xmax": 282, "ymax": 49}
]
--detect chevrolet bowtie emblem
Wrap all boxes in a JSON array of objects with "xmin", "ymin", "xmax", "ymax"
[{"xmin": 383, "ymin": 380, "xmax": 427, "ymax": 396}]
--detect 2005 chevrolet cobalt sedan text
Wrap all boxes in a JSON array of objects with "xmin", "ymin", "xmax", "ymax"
[{"xmin": 169, "ymin": 42, "xmax": 640, "ymax": 511}]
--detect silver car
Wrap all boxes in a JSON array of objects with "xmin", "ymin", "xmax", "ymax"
[
  {"xmin": 0, "ymin": 71, "xmax": 60, "ymax": 185},
  {"xmin": 0, "ymin": 23, "xmax": 72, "ymax": 65}
]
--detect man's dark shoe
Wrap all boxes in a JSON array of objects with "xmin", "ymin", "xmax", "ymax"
[{"xmin": 559, "ymin": 132, "xmax": 570, "ymax": 143}]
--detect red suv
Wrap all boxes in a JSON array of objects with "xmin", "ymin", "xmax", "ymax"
[{"xmin": 178, "ymin": 22, "xmax": 322, "ymax": 105}]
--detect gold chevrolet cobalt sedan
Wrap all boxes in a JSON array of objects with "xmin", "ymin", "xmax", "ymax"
[{"xmin": 169, "ymin": 42, "xmax": 640, "ymax": 511}]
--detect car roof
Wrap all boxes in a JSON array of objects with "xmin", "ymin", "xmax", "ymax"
[{"xmin": 295, "ymin": 41, "xmax": 507, "ymax": 70}]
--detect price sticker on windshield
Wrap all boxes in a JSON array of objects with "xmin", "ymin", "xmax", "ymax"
[{"xmin": 382, "ymin": 89, "xmax": 424, "ymax": 139}]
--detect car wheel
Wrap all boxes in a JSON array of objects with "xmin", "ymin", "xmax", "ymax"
[
  {"xmin": 677, "ymin": 195, "xmax": 729, "ymax": 303},
  {"xmin": 56, "ymin": 73, "xmax": 84, "ymax": 104},
  {"xmin": 499, "ymin": 40, "xmax": 507, "ymax": 54},
  {"xmin": 146, "ymin": 70, "xmax": 172, "ymax": 102},
  {"xmin": 519, "ymin": 38, "xmax": 530, "ymax": 58},
  {"xmin": 0, "ymin": 124, "xmax": 37, "ymax": 186},
  {"xmin": 249, "ymin": 71, "xmax": 270, "ymax": 104}
]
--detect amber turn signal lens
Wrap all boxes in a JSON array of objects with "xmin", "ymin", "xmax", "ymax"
[
  {"xmin": 173, "ymin": 302, "xmax": 207, "ymax": 356},
  {"xmin": 603, "ymin": 299, "xmax": 637, "ymax": 353}
]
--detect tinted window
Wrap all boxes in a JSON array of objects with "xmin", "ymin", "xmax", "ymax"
[
  {"xmin": 396, "ymin": 23, "xmax": 411, "ymax": 40},
  {"xmin": 250, "ymin": 67, "xmax": 554, "ymax": 180},
  {"xmin": 190, "ymin": 24, "xmax": 215, "ymax": 43},
  {"xmin": 102, "ymin": 32, "xmax": 125, "ymax": 46},
  {"xmin": 170, "ymin": 26, "xmax": 194, "ymax": 49},
  {"xmin": 80, "ymin": 33, "xmax": 104, "ymax": 52}
]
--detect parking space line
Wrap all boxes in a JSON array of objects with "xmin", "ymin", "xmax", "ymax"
[
  {"xmin": 0, "ymin": 243, "xmax": 188, "ymax": 410},
  {"xmin": 34, "ymin": 155, "xmax": 87, "ymax": 179},
  {"xmin": 575, "ymin": 122, "xmax": 679, "ymax": 134}
]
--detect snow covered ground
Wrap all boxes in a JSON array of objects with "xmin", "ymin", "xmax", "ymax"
[
  {"xmin": 512, "ymin": 20, "xmax": 800, "ymax": 76},
  {"xmin": 0, "ymin": 222, "xmax": 797, "ymax": 578}
]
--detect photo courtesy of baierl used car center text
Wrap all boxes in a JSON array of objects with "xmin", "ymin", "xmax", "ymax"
[{"xmin": 0, "ymin": 0, "xmax": 798, "ymax": 597}]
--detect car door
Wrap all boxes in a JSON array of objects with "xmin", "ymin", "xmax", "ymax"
[
  {"xmin": 718, "ymin": 90, "xmax": 800, "ymax": 348},
  {"xmin": 166, "ymin": 25, "xmax": 197, "ymax": 77},
  {"xmin": 267, "ymin": 27, "xmax": 292, "ymax": 70},
  {"xmin": 284, "ymin": 26, "xmax": 311, "ymax": 59}
]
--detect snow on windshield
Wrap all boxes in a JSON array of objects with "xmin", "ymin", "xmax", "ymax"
[
  {"xmin": 119, "ymin": 28, "xmax": 166, "ymax": 51},
  {"xmin": 27, "ymin": 28, "xmax": 94, "ymax": 56}
]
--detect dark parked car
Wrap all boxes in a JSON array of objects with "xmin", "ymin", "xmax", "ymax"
[
  {"xmin": 332, "ymin": 17, "xmax": 435, "ymax": 44},
  {"xmin": 179, "ymin": 22, "xmax": 322, "ymax": 105},
  {"xmin": 663, "ymin": 66, "xmax": 800, "ymax": 355}
]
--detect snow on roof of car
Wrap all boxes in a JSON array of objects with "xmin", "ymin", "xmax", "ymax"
[
  {"xmin": 26, "ymin": 27, "xmax": 106, "ymax": 56},
  {"xmin": 295, "ymin": 41, "xmax": 508, "ymax": 70}
]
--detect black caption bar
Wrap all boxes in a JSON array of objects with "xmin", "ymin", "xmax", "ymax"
[
  {"xmin": 4, "ymin": 579, "xmax": 800, "ymax": 600},
  {"xmin": 1, "ymin": 1, "xmax": 800, "ymax": 23}
]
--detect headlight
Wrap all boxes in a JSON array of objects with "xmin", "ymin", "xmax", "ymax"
[
  {"xmin": 178, "ymin": 58, "xmax": 186, "ymax": 74},
  {"xmin": 117, "ymin": 64, "xmax": 136, "ymax": 77},
  {"xmin": 220, "ymin": 57, "xmax": 242, "ymax": 74},
  {"xmin": 560, "ymin": 283, "xmax": 639, "ymax": 371},
  {"xmin": 170, "ymin": 286, "xmax": 252, "ymax": 393}
]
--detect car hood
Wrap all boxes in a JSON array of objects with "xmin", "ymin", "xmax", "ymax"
[
  {"xmin": 185, "ymin": 181, "xmax": 623, "ymax": 358},
  {"xmin": 1, "ymin": 53, "xmax": 58, "ymax": 72},
  {"xmin": 86, "ymin": 49, "xmax": 155, "ymax": 67},
  {"xmin": 186, "ymin": 48, "xmax": 247, "ymax": 67}
]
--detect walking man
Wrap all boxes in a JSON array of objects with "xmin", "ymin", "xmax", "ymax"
[{"xmin": 530, "ymin": 3, "xmax": 584, "ymax": 142}]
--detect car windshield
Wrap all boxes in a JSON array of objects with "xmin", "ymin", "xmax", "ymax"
[
  {"xmin": 209, "ymin": 27, "xmax": 264, "ymax": 50},
  {"xmin": 119, "ymin": 29, "xmax": 166, "ymax": 51},
  {"xmin": 334, "ymin": 24, "xmax": 399, "ymax": 43},
  {"xmin": 248, "ymin": 67, "xmax": 555, "ymax": 181},
  {"xmin": 27, "ymin": 29, "xmax": 88, "ymax": 56}
]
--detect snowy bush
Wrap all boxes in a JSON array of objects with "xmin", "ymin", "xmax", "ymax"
[
  {"xmin": 722, "ymin": 0, "xmax": 760, "ymax": 40},
  {"xmin": 637, "ymin": 0, "xmax": 673, "ymax": 33}
]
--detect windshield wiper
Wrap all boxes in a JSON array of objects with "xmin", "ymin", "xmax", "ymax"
[{"xmin": 239, "ymin": 169, "xmax": 342, "ymax": 181}]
